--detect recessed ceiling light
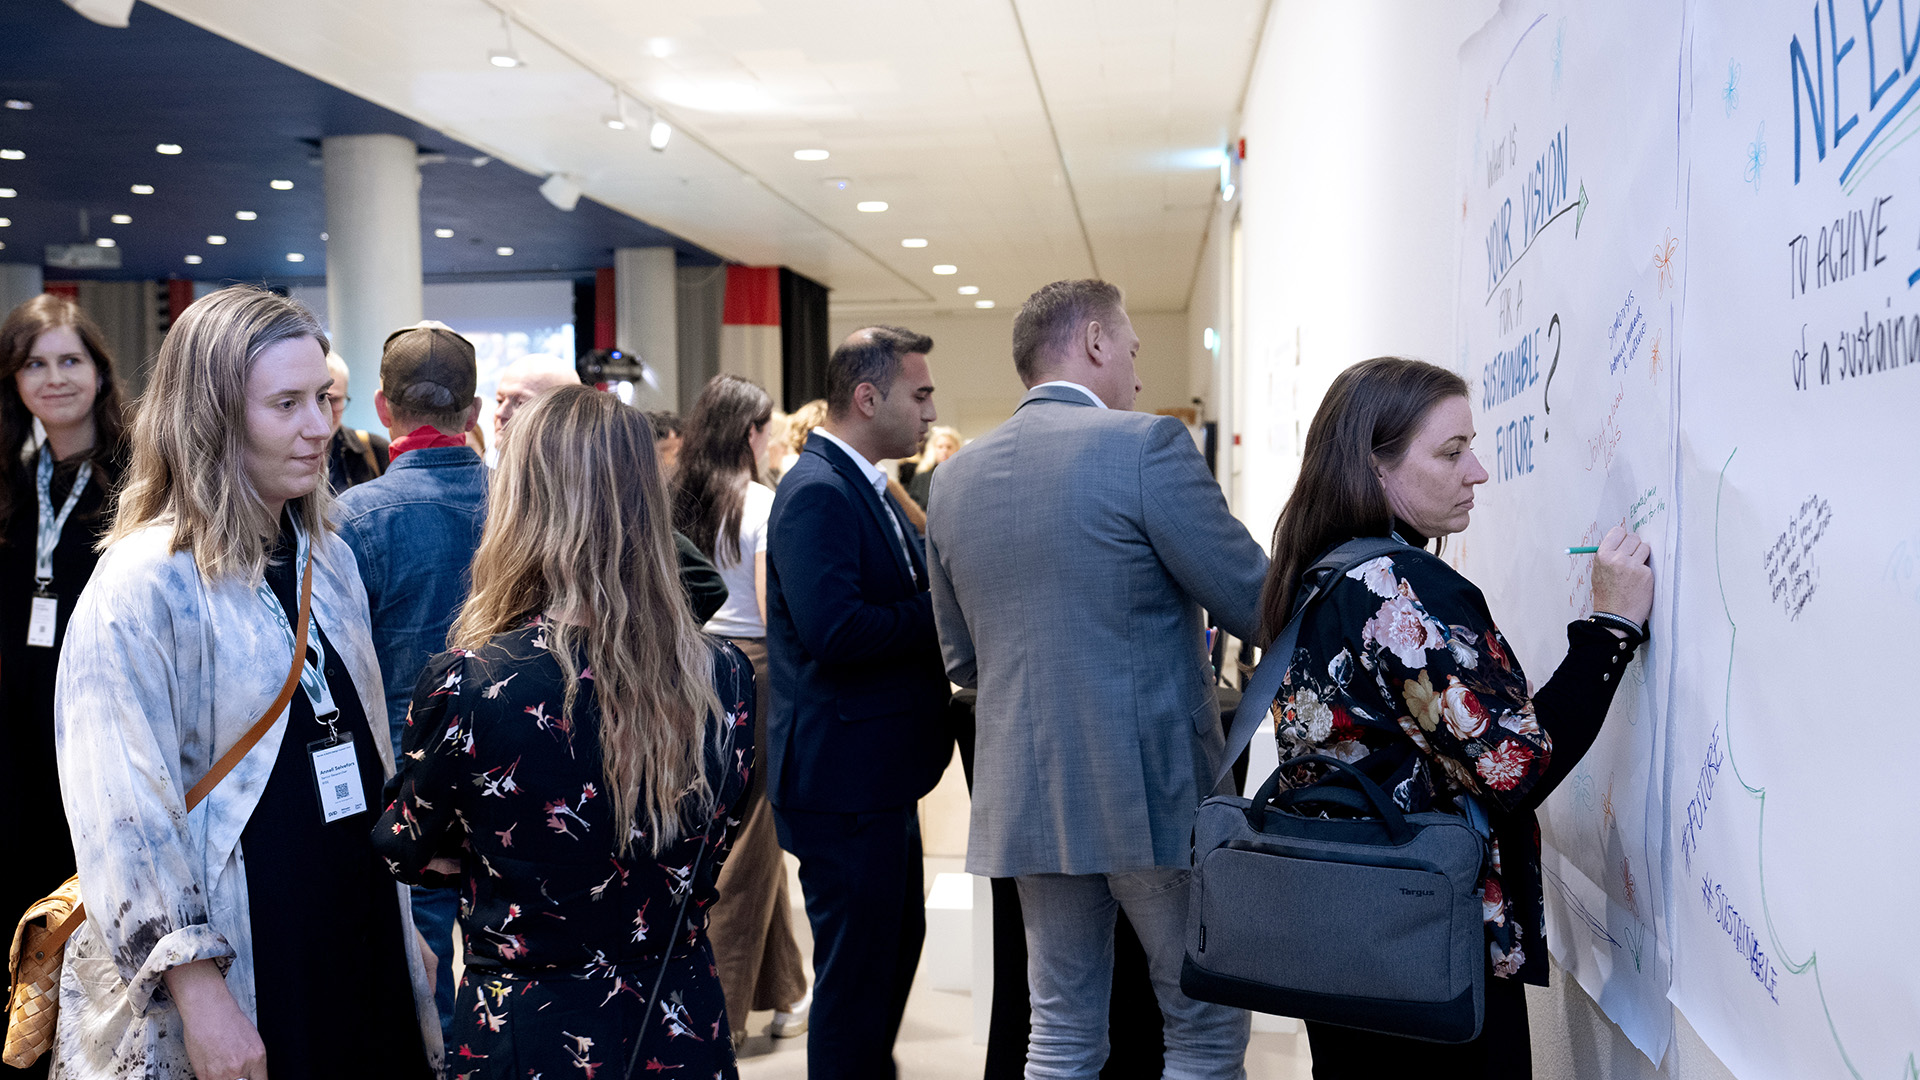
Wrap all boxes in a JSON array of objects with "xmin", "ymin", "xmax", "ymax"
[
  {"xmin": 822, "ymin": 177, "xmax": 851, "ymax": 191},
  {"xmin": 319, "ymin": 232, "xmax": 328, "ymax": 241},
  {"xmin": 794, "ymin": 149, "xmax": 830, "ymax": 162},
  {"xmin": 270, "ymin": 179, "xmax": 294, "ymax": 190},
  {"xmin": 0, "ymin": 241, "xmax": 6, "ymax": 251},
  {"xmin": 974, "ymin": 300, "xmax": 995, "ymax": 309},
  {"xmin": 957, "ymin": 285, "xmax": 979, "ymax": 295},
  {"xmin": 184, "ymin": 254, "xmax": 202, "ymax": 264},
  {"xmin": 0, "ymin": 150, "xmax": 22, "ymax": 161},
  {"xmin": 648, "ymin": 115, "xmax": 672, "ymax": 151},
  {"xmin": 130, "ymin": 184, "xmax": 154, "ymax": 195},
  {"xmin": 206, "ymin": 235, "xmax": 227, "ymax": 245},
  {"xmin": 235, "ymin": 211, "xmax": 257, "ymax": 221},
  {"xmin": 901, "ymin": 238, "xmax": 928, "ymax": 248},
  {"xmin": 489, "ymin": 50, "xmax": 521, "ymax": 68},
  {"xmin": 3, "ymin": 100, "xmax": 30, "ymax": 111},
  {"xmin": 857, "ymin": 201, "xmax": 889, "ymax": 213},
  {"xmin": 155, "ymin": 143, "xmax": 182, "ymax": 155},
  {"xmin": 434, "ymin": 228, "xmax": 455, "ymax": 238},
  {"xmin": 931, "ymin": 264, "xmax": 957, "ymax": 275},
  {"xmin": 496, "ymin": 246, "xmax": 514, "ymax": 256},
  {"xmin": 647, "ymin": 37, "xmax": 673, "ymax": 58},
  {"xmin": 95, "ymin": 238, "xmax": 116, "ymax": 248},
  {"xmin": 110, "ymin": 214, "xmax": 131, "ymax": 224},
  {"xmin": 0, "ymin": 218, "xmax": 9, "ymax": 227},
  {"xmin": 286, "ymin": 252, "xmax": 305, "ymax": 262},
  {"xmin": 0, "ymin": 189, "xmax": 15, "ymax": 199}
]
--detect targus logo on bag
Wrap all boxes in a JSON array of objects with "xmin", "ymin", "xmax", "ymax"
[{"xmin": 1399, "ymin": 887, "xmax": 1436, "ymax": 897}]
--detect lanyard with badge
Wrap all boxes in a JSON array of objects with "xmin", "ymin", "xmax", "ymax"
[
  {"xmin": 255, "ymin": 523, "xmax": 368, "ymax": 823},
  {"xmin": 27, "ymin": 446, "xmax": 92, "ymax": 648}
]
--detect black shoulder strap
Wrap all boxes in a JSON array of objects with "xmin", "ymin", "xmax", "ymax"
[{"xmin": 1212, "ymin": 536, "xmax": 1416, "ymax": 792}]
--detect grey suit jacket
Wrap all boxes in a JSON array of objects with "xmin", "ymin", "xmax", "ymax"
[{"xmin": 926, "ymin": 385, "xmax": 1270, "ymax": 877}]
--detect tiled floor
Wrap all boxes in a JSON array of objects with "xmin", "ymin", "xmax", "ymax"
[{"xmin": 733, "ymin": 854, "xmax": 1314, "ymax": 1080}]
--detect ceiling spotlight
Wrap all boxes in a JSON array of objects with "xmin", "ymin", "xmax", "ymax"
[
  {"xmin": 794, "ymin": 149, "xmax": 830, "ymax": 162},
  {"xmin": 155, "ymin": 143, "xmax": 182, "ymax": 155},
  {"xmin": 0, "ymin": 150, "xmax": 22, "ymax": 161},
  {"xmin": 489, "ymin": 10, "xmax": 523, "ymax": 67},
  {"xmin": 3, "ymin": 100, "xmax": 30, "ymax": 111},
  {"xmin": 63, "ymin": 0, "xmax": 136, "ymax": 27},
  {"xmin": 857, "ymin": 201, "xmax": 888, "ymax": 213},
  {"xmin": 957, "ymin": 285, "xmax": 979, "ymax": 295},
  {"xmin": 1203, "ymin": 327, "xmax": 1219, "ymax": 350},
  {"xmin": 270, "ymin": 179, "xmax": 294, "ymax": 190},
  {"xmin": 434, "ymin": 228, "xmax": 455, "ymax": 238},
  {"xmin": 286, "ymin": 252, "xmax": 305, "ymax": 262},
  {"xmin": 974, "ymin": 300, "xmax": 996, "ymax": 309},
  {"xmin": 0, "ymin": 218, "xmax": 9, "ymax": 227},
  {"xmin": 901, "ymin": 238, "xmax": 928, "ymax": 248},
  {"xmin": 822, "ymin": 177, "xmax": 851, "ymax": 191},
  {"xmin": 604, "ymin": 115, "xmax": 627, "ymax": 131},
  {"xmin": 184, "ymin": 254, "xmax": 202, "ymax": 264},
  {"xmin": 496, "ymin": 246, "xmax": 514, "ymax": 256},
  {"xmin": 95, "ymin": 238, "xmax": 116, "ymax": 248},
  {"xmin": 646, "ymin": 37, "xmax": 673, "ymax": 58},
  {"xmin": 110, "ymin": 213, "xmax": 131, "ymax": 224},
  {"xmin": 538, "ymin": 173, "xmax": 582, "ymax": 212},
  {"xmin": 931, "ymin": 264, "xmax": 957, "ymax": 275},
  {"xmin": 206, "ymin": 235, "xmax": 227, "ymax": 245},
  {"xmin": 0, "ymin": 242, "xmax": 5, "ymax": 251},
  {"xmin": 235, "ymin": 210, "xmax": 257, "ymax": 221},
  {"xmin": 648, "ymin": 111, "xmax": 672, "ymax": 151},
  {"xmin": 320, "ymin": 232, "xmax": 328, "ymax": 241},
  {"xmin": 130, "ymin": 184, "xmax": 153, "ymax": 195},
  {"xmin": 603, "ymin": 85, "xmax": 631, "ymax": 130},
  {"xmin": 0, "ymin": 190, "xmax": 15, "ymax": 199}
]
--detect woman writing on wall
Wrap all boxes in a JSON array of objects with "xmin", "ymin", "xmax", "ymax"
[
  {"xmin": 1256, "ymin": 356, "xmax": 1653, "ymax": 1078},
  {"xmin": 53, "ymin": 286, "xmax": 437, "ymax": 1080},
  {"xmin": 0, "ymin": 297, "xmax": 129, "ymax": 1078},
  {"xmin": 374, "ymin": 385, "xmax": 751, "ymax": 1078},
  {"xmin": 671, "ymin": 373, "xmax": 811, "ymax": 1041}
]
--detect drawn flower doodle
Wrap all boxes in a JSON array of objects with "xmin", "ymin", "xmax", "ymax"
[
  {"xmin": 1723, "ymin": 60, "xmax": 1740, "ymax": 116},
  {"xmin": 1652, "ymin": 230, "xmax": 1678, "ymax": 296},
  {"xmin": 1745, "ymin": 122, "xmax": 1767, "ymax": 191},
  {"xmin": 1552, "ymin": 20, "xmax": 1566, "ymax": 92}
]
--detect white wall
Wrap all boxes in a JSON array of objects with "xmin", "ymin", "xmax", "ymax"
[
  {"xmin": 1225, "ymin": 3, "xmax": 1737, "ymax": 1076},
  {"xmin": 827, "ymin": 305, "xmax": 1194, "ymax": 442}
]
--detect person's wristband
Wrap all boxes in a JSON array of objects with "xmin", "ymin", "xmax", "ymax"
[{"xmin": 1587, "ymin": 611, "xmax": 1648, "ymax": 646}]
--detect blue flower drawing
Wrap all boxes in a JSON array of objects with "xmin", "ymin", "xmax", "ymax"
[
  {"xmin": 1746, "ymin": 122, "xmax": 1767, "ymax": 191},
  {"xmin": 1723, "ymin": 60, "xmax": 1740, "ymax": 117}
]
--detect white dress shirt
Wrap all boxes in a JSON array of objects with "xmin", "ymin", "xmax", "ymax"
[
  {"xmin": 1031, "ymin": 380, "xmax": 1109, "ymax": 409},
  {"xmin": 813, "ymin": 427, "xmax": 918, "ymax": 583}
]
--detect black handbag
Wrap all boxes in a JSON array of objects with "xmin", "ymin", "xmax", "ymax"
[{"xmin": 1180, "ymin": 537, "xmax": 1493, "ymax": 1043}]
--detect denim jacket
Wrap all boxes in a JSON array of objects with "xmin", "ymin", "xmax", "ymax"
[{"xmin": 335, "ymin": 445, "xmax": 489, "ymax": 755}]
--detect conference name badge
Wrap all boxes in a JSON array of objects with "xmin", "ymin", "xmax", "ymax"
[
  {"xmin": 309, "ymin": 731, "xmax": 368, "ymax": 823},
  {"xmin": 26, "ymin": 592, "xmax": 57, "ymax": 649}
]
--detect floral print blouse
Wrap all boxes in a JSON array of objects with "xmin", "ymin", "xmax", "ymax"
[
  {"xmin": 372, "ymin": 619, "xmax": 753, "ymax": 1077},
  {"xmin": 1273, "ymin": 544, "xmax": 1633, "ymax": 984}
]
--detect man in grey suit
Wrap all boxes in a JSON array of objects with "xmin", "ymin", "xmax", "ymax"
[{"xmin": 926, "ymin": 280, "xmax": 1268, "ymax": 1079}]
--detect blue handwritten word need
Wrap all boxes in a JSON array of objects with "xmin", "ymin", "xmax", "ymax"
[
  {"xmin": 1701, "ymin": 874, "xmax": 1781, "ymax": 1003},
  {"xmin": 1790, "ymin": 0, "xmax": 1920, "ymax": 185}
]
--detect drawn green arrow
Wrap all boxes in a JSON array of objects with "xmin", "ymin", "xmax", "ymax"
[{"xmin": 1575, "ymin": 182, "xmax": 1590, "ymax": 237}]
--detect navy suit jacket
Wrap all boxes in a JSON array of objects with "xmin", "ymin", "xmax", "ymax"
[{"xmin": 765, "ymin": 433, "xmax": 953, "ymax": 813}]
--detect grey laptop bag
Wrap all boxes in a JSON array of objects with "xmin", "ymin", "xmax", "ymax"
[{"xmin": 1180, "ymin": 538, "xmax": 1491, "ymax": 1043}]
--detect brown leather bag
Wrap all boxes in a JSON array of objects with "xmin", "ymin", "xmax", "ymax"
[{"xmin": 3, "ymin": 557, "xmax": 313, "ymax": 1067}]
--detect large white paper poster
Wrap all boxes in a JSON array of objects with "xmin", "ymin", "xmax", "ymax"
[
  {"xmin": 1455, "ymin": 1, "xmax": 1683, "ymax": 1062},
  {"xmin": 1671, "ymin": 3, "xmax": 1920, "ymax": 1076}
]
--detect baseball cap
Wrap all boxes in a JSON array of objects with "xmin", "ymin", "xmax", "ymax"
[{"xmin": 381, "ymin": 320, "xmax": 477, "ymax": 414}]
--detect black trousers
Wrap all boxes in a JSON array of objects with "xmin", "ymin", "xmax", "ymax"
[
  {"xmin": 1305, "ymin": 968, "xmax": 1532, "ymax": 1079},
  {"xmin": 775, "ymin": 804, "xmax": 925, "ymax": 1080}
]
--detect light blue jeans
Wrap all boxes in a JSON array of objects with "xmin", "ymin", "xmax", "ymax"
[{"xmin": 1016, "ymin": 869, "xmax": 1249, "ymax": 1080}]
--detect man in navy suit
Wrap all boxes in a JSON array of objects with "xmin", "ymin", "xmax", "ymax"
[{"xmin": 766, "ymin": 325, "xmax": 953, "ymax": 1079}]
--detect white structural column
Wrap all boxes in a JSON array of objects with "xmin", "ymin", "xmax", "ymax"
[
  {"xmin": 614, "ymin": 247, "xmax": 678, "ymax": 411},
  {"xmin": 0, "ymin": 264, "xmax": 43, "ymax": 318},
  {"xmin": 323, "ymin": 134, "xmax": 423, "ymax": 433}
]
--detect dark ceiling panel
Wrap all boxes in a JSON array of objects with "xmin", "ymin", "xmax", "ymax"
[{"xmin": 0, "ymin": 0, "xmax": 721, "ymax": 283}]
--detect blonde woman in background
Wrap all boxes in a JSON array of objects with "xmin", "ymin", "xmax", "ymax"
[
  {"xmin": 54, "ymin": 285, "xmax": 437, "ymax": 1080},
  {"xmin": 904, "ymin": 423, "xmax": 961, "ymax": 511},
  {"xmin": 375, "ymin": 385, "xmax": 752, "ymax": 1078},
  {"xmin": 766, "ymin": 398, "xmax": 827, "ymax": 487}
]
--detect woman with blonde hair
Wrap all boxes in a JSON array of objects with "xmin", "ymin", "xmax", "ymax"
[
  {"xmin": 52, "ymin": 285, "xmax": 437, "ymax": 1079},
  {"xmin": 375, "ymin": 384, "xmax": 751, "ymax": 1078}
]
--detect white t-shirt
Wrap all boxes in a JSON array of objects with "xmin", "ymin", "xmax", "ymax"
[{"xmin": 703, "ymin": 481, "xmax": 775, "ymax": 638}]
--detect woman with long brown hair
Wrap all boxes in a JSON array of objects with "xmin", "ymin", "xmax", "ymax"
[
  {"xmin": 51, "ymin": 285, "xmax": 436, "ymax": 1080},
  {"xmin": 0, "ymin": 295, "xmax": 129, "ymax": 1077},
  {"xmin": 671, "ymin": 373, "xmax": 811, "ymax": 1041},
  {"xmin": 375, "ymin": 384, "xmax": 751, "ymax": 1078},
  {"xmin": 1253, "ymin": 356, "xmax": 1653, "ymax": 1076}
]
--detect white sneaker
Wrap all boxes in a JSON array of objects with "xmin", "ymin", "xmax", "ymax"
[{"xmin": 770, "ymin": 989, "xmax": 811, "ymax": 1038}]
